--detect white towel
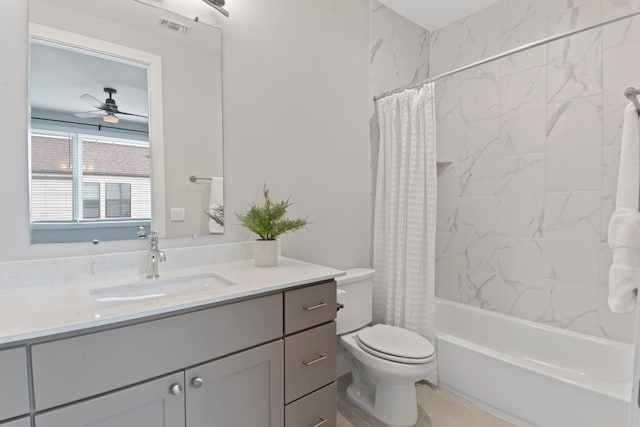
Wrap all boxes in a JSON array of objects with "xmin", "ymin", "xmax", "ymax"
[
  {"xmin": 608, "ymin": 103, "xmax": 640, "ymax": 313},
  {"xmin": 208, "ymin": 177, "xmax": 224, "ymax": 234}
]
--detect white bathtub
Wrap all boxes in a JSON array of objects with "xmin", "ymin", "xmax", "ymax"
[{"xmin": 436, "ymin": 299, "xmax": 634, "ymax": 427}]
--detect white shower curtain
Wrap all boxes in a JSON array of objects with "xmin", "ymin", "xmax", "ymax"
[{"xmin": 373, "ymin": 84, "xmax": 437, "ymax": 366}]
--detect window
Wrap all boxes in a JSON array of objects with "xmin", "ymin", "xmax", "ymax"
[
  {"xmin": 82, "ymin": 182, "xmax": 100, "ymax": 219},
  {"xmin": 30, "ymin": 130, "xmax": 150, "ymax": 223},
  {"xmin": 106, "ymin": 183, "xmax": 132, "ymax": 218}
]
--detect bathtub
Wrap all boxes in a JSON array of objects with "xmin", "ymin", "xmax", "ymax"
[{"xmin": 435, "ymin": 299, "xmax": 634, "ymax": 427}]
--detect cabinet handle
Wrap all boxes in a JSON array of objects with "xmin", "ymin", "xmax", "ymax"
[
  {"xmin": 309, "ymin": 418, "xmax": 327, "ymax": 427},
  {"xmin": 191, "ymin": 377, "xmax": 204, "ymax": 389},
  {"xmin": 303, "ymin": 354, "xmax": 327, "ymax": 367},
  {"xmin": 303, "ymin": 302, "xmax": 327, "ymax": 311},
  {"xmin": 169, "ymin": 383, "xmax": 183, "ymax": 396}
]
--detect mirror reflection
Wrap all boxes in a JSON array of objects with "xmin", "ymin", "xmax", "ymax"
[
  {"xmin": 28, "ymin": 0, "xmax": 224, "ymax": 244},
  {"xmin": 30, "ymin": 40, "xmax": 152, "ymax": 243}
]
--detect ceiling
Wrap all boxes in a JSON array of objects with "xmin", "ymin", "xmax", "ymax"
[
  {"xmin": 30, "ymin": 41, "xmax": 149, "ymax": 124},
  {"xmin": 377, "ymin": 0, "xmax": 502, "ymax": 31}
]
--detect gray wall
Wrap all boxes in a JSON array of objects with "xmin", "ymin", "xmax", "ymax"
[{"xmin": 0, "ymin": 0, "xmax": 371, "ymax": 270}]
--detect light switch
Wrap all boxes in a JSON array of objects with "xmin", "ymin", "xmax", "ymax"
[{"xmin": 170, "ymin": 207, "xmax": 185, "ymax": 222}]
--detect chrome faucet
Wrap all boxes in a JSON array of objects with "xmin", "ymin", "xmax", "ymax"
[{"xmin": 146, "ymin": 230, "xmax": 166, "ymax": 279}]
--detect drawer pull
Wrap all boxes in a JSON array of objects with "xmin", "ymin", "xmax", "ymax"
[
  {"xmin": 303, "ymin": 354, "xmax": 327, "ymax": 367},
  {"xmin": 310, "ymin": 418, "xmax": 327, "ymax": 427},
  {"xmin": 169, "ymin": 383, "xmax": 183, "ymax": 396},
  {"xmin": 303, "ymin": 302, "xmax": 327, "ymax": 311},
  {"xmin": 191, "ymin": 377, "xmax": 204, "ymax": 389}
]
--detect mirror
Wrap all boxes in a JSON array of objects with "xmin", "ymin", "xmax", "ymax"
[{"xmin": 28, "ymin": 0, "xmax": 224, "ymax": 243}]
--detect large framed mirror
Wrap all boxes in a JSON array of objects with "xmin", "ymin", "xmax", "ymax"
[{"xmin": 28, "ymin": 0, "xmax": 224, "ymax": 244}]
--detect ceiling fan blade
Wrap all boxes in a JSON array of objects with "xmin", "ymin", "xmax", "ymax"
[
  {"xmin": 115, "ymin": 110, "xmax": 149, "ymax": 118},
  {"xmin": 80, "ymin": 94, "xmax": 107, "ymax": 110},
  {"xmin": 74, "ymin": 110, "xmax": 105, "ymax": 118}
]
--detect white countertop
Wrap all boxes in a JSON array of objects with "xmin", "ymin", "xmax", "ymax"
[{"xmin": 0, "ymin": 257, "xmax": 344, "ymax": 346}]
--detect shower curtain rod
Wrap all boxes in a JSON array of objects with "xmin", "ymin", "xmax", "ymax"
[{"xmin": 374, "ymin": 8, "xmax": 640, "ymax": 102}]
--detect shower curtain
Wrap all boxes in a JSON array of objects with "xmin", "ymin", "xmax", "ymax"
[{"xmin": 372, "ymin": 84, "xmax": 437, "ymax": 373}]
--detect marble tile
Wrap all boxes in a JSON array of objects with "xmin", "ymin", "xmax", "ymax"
[
  {"xmin": 457, "ymin": 197, "xmax": 498, "ymax": 272},
  {"xmin": 496, "ymin": 237, "xmax": 548, "ymax": 320},
  {"xmin": 547, "ymin": 0, "xmax": 603, "ymax": 36},
  {"xmin": 500, "ymin": 65, "xmax": 546, "ymax": 116},
  {"xmin": 430, "ymin": 3, "xmax": 501, "ymax": 77},
  {"xmin": 547, "ymin": 28, "xmax": 603, "ymax": 104},
  {"xmin": 499, "ymin": 45, "xmax": 547, "ymax": 77},
  {"xmin": 435, "ymin": 75, "xmax": 465, "ymax": 161},
  {"xmin": 603, "ymin": 15, "xmax": 640, "ymax": 48},
  {"xmin": 597, "ymin": 285, "xmax": 636, "ymax": 343},
  {"xmin": 541, "ymin": 279, "xmax": 600, "ymax": 336},
  {"xmin": 499, "ymin": 109, "xmax": 546, "ymax": 156},
  {"xmin": 603, "ymin": 0, "xmax": 640, "ymax": 19},
  {"xmin": 545, "ymin": 96, "xmax": 603, "ymax": 192},
  {"xmin": 369, "ymin": 0, "xmax": 430, "ymax": 96},
  {"xmin": 497, "ymin": 154, "xmax": 545, "ymax": 238},
  {"xmin": 601, "ymin": 145, "xmax": 621, "ymax": 243},
  {"xmin": 502, "ymin": 0, "xmax": 547, "ymax": 29},
  {"xmin": 458, "ymin": 270, "xmax": 499, "ymax": 309},
  {"xmin": 436, "ymin": 231, "xmax": 460, "ymax": 301},
  {"xmin": 543, "ymin": 191, "xmax": 601, "ymax": 285},
  {"xmin": 459, "ymin": 119, "xmax": 500, "ymax": 197},
  {"xmin": 501, "ymin": 11, "xmax": 547, "ymax": 52},
  {"xmin": 547, "ymin": 0, "xmax": 598, "ymax": 15},
  {"xmin": 459, "ymin": 63, "xmax": 500, "ymax": 122},
  {"xmin": 603, "ymin": 40, "xmax": 640, "ymax": 146},
  {"xmin": 436, "ymin": 162, "xmax": 458, "ymax": 232},
  {"xmin": 498, "ymin": 66, "xmax": 546, "ymax": 157}
]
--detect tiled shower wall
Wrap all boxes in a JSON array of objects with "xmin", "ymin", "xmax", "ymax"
[{"xmin": 434, "ymin": 0, "xmax": 640, "ymax": 342}]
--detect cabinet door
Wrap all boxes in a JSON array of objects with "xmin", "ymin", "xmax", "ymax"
[
  {"xmin": 0, "ymin": 347, "xmax": 30, "ymax": 421},
  {"xmin": 186, "ymin": 340, "xmax": 284, "ymax": 427},
  {"xmin": 0, "ymin": 417, "xmax": 30, "ymax": 427},
  {"xmin": 35, "ymin": 372, "xmax": 184, "ymax": 427}
]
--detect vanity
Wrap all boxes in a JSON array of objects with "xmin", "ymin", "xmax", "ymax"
[{"xmin": 0, "ymin": 258, "xmax": 342, "ymax": 427}]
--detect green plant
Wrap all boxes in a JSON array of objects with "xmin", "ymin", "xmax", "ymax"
[{"xmin": 237, "ymin": 186, "xmax": 308, "ymax": 240}]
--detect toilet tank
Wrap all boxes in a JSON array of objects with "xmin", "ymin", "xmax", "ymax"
[{"xmin": 336, "ymin": 268, "xmax": 375, "ymax": 334}]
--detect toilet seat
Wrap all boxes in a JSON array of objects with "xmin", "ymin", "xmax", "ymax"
[{"xmin": 355, "ymin": 324, "xmax": 435, "ymax": 364}]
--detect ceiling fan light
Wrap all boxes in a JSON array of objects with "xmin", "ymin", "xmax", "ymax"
[{"xmin": 103, "ymin": 113, "xmax": 119, "ymax": 124}]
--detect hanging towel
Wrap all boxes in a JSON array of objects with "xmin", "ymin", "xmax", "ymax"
[
  {"xmin": 608, "ymin": 103, "xmax": 640, "ymax": 313},
  {"xmin": 208, "ymin": 177, "xmax": 224, "ymax": 234}
]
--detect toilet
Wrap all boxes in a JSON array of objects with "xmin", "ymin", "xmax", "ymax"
[{"xmin": 336, "ymin": 268, "xmax": 436, "ymax": 427}]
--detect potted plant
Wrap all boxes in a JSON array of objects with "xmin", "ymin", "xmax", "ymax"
[{"xmin": 238, "ymin": 185, "xmax": 308, "ymax": 267}]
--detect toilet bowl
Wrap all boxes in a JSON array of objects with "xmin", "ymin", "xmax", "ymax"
[{"xmin": 336, "ymin": 269, "xmax": 436, "ymax": 427}]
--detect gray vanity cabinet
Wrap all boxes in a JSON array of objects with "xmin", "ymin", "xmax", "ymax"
[
  {"xmin": 34, "ymin": 372, "xmax": 185, "ymax": 427},
  {"xmin": 0, "ymin": 418, "xmax": 30, "ymax": 427},
  {"xmin": 0, "ymin": 347, "xmax": 30, "ymax": 421},
  {"xmin": 185, "ymin": 340, "xmax": 284, "ymax": 427}
]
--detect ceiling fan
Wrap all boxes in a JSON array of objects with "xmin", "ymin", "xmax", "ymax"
[{"xmin": 74, "ymin": 87, "xmax": 147, "ymax": 124}]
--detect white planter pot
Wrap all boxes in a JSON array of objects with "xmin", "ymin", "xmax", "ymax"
[{"xmin": 253, "ymin": 240, "xmax": 278, "ymax": 267}]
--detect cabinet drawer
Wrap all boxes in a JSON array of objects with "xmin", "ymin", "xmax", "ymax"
[
  {"xmin": 32, "ymin": 294, "xmax": 283, "ymax": 410},
  {"xmin": 35, "ymin": 372, "xmax": 184, "ymax": 427},
  {"xmin": 0, "ymin": 347, "xmax": 30, "ymax": 421},
  {"xmin": 0, "ymin": 418, "xmax": 30, "ymax": 427},
  {"xmin": 285, "ymin": 382, "xmax": 336, "ymax": 427},
  {"xmin": 284, "ymin": 282, "xmax": 336, "ymax": 334},
  {"xmin": 285, "ymin": 322, "xmax": 336, "ymax": 403}
]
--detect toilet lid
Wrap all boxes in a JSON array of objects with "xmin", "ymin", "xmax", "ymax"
[{"xmin": 356, "ymin": 324, "xmax": 435, "ymax": 363}]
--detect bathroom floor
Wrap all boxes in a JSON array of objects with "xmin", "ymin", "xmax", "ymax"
[{"xmin": 336, "ymin": 374, "xmax": 513, "ymax": 427}]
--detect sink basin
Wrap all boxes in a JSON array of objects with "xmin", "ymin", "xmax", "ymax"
[{"xmin": 91, "ymin": 273, "xmax": 235, "ymax": 306}]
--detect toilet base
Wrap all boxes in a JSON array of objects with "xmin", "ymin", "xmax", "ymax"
[{"xmin": 346, "ymin": 380, "xmax": 418, "ymax": 427}]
